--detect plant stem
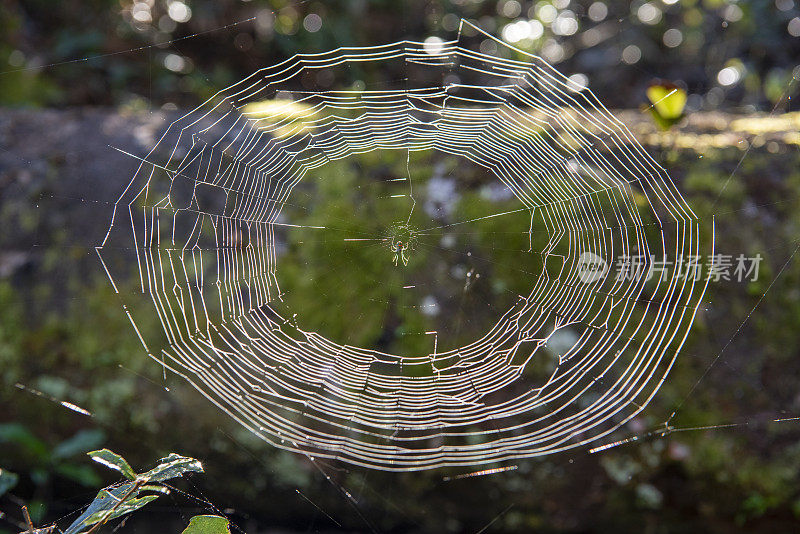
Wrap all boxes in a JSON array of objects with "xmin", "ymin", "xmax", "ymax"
[{"xmin": 22, "ymin": 505, "xmax": 34, "ymax": 533}]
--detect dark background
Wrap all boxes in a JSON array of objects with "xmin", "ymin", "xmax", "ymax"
[{"xmin": 2, "ymin": 1, "xmax": 800, "ymax": 533}]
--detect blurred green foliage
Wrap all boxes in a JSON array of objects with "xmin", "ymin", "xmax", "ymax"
[
  {"xmin": 276, "ymin": 148, "xmax": 551, "ymax": 356},
  {"xmin": 2, "ymin": 134, "xmax": 800, "ymax": 531},
  {"xmin": 0, "ymin": 470, "xmax": 19, "ymax": 499},
  {"xmin": 2, "ymin": 0, "xmax": 800, "ymax": 110},
  {"xmin": 0, "ymin": 423, "xmax": 104, "ymax": 522}
]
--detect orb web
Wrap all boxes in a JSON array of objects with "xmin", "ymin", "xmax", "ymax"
[{"xmin": 98, "ymin": 21, "xmax": 706, "ymax": 471}]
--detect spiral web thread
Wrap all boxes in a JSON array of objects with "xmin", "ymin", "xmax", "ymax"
[{"xmin": 98, "ymin": 20, "xmax": 707, "ymax": 471}]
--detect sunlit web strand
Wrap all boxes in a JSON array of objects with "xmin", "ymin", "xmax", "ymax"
[{"xmin": 98, "ymin": 21, "xmax": 706, "ymax": 471}]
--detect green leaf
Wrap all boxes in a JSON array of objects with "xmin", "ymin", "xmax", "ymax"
[
  {"xmin": 88, "ymin": 449, "xmax": 137, "ymax": 480},
  {"xmin": 647, "ymin": 107, "xmax": 674, "ymax": 131},
  {"xmin": 82, "ymin": 495, "xmax": 159, "ymax": 526},
  {"xmin": 63, "ymin": 452, "xmax": 203, "ymax": 533},
  {"xmin": 64, "ymin": 483, "xmax": 141, "ymax": 534},
  {"xmin": 181, "ymin": 515, "xmax": 231, "ymax": 534},
  {"xmin": 0, "ymin": 423, "xmax": 48, "ymax": 460},
  {"xmin": 140, "ymin": 453, "xmax": 203, "ymax": 482},
  {"xmin": 646, "ymin": 83, "xmax": 687, "ymax": 120},
  {"xmin": 0, "ymin": 468, "xmax": 19, "ymax": 497},
  {"xmin": 27, "ymin": 500, "xmax": 47, "ymax": 523},
  {"xmin": 52, "ymin": 430, "xmax": 105, "ymax": 460}
]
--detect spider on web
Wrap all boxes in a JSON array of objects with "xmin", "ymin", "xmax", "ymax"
[{"xmin": 391, "ymin": 237, "xmax": 409, "ymax": 267}]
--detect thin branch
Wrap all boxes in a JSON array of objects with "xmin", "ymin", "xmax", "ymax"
[{"xmin": 84, "ymin": 479, "xmax": 145, "ymax": 534}]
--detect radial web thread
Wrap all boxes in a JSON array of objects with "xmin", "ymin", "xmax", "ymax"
[{"xmin": 99, "ymin": 22, "xmax": 707, "ymax": 471}]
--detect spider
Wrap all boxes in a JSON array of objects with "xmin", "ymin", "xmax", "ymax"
[{"xmin": 391, "ymin": 237, "xmax": 409, "ymax": 266}]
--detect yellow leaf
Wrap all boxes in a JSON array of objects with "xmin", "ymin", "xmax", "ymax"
[{"xmin": 646, "ymin": 83, "xmax": 687, "ymax": 120}]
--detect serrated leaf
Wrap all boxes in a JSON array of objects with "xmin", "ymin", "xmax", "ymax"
[
  {"xmin": 82, "ymin": 495, "xmax": 158, "ymax": 526},
  {"xmin": 646, "ymin": 83, "xmax": 687, "ymax": 121},
  {"xmin": 88, "ymin": 449, "xmax": 137, "ymax": 480},
  {"xmin": 140, "ymin": 453, "xmax": 203, "ymax": 482},
  {"xmin": 63, "ymin": 452, "xmax": 202, "ymax": 533},
  {"xmin": 0, "ymin": 468, "xmax": 19, "ymax": 497},
  {"xmin": 64, "ymin": 483, "xmax": 139, "ymax": 534},
  {"xmin": 181, "ymin": 515, "xmax": 231, "ymax": 534}
]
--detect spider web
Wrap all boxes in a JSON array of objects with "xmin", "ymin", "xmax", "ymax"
[{"xmin": 97, "ymin": 20, "xmax": 707, "ymax": 471}]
